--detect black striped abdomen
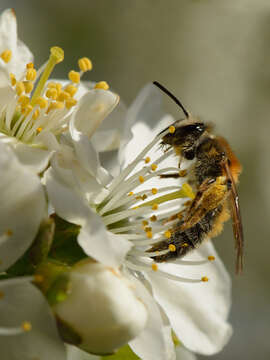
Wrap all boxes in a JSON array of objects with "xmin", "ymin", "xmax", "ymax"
[{"xmin": 150, "ymin": 206, "xmax": 222, "ymax": 262}]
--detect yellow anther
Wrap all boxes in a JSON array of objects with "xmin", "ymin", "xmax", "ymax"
[
  {"xmin": 26, "ymin": 62, "xmax": 34, "ymax": 69},
  {"xmin": 33, "ymin": 274, "xmax": 44, "ymax": 283},
  {"xmin": 26, "ymin": 68, "xmax": 37, "ymax": 81},
  {"xmin": 182, "ymin": 243, "xmax": 189, "ymax": 247},
  {"xmin": 150, "ymin": 215, "xmax": 157, "ymax": 222},
  {"xmin": 48, "ymin": 101, "xmax": 64, "ymax": 112},
  {"xmin": 142, "ymin": 194, "xmax": 148, "ymax": 200},
  {"xmin": 10, "ymin": 73, "xmax": 16, "ymax": 86},
  {"xmin": 182, "ymin": 183, "xmax": 195, "ymax": 200},
  {"xmin": 179, "ymin": 169, "xmax": 187, "ymax": 177},
  {"xmin": 151, "ymin": 263, "xmax": 158, "ymax": 271},
  {"xmin": 23, "ymin": 81, "xmax": 34, "ymax": 94},
  {"xmin": 95, "ymin": 81, "xmax": 109, "ymax": 90},
  {"xmin": 128, "ymin": 192, "xmax": 134, "ymax": 196},
  {"xmin": 32, "ymin": 109, "xmax": 40, "ymax": 120},
  {"xmin": 139, "ymin": 176, "xmax": 145, "ymax": 183},
  {"xmin": 33, "ymin": 97, "xmax": 48, "ymax": 109},
  {"xmin": 144, "ymin": 227, "xmax": 152, "ymax": 233},
  {"xmin": 46, "ymin": 88, "xmax": 58, "ymax": 100},
  {"xmin": 16, "ymin": 81, "xmax": 25, "ymax": 96},
  {"xmin": 65, "ymin": 84, "xmax": 78, "ymax": 97},
  {"xmin": 5, "ymin": 229, "xmax": 13, "ymax": 236},
  {"xmin": 37, "ymin": 127, "xmax": 43, "ymax": 133},
  {"xmin": 151, "ymin": 164, "xmax": 158, "ymax": 171},
  {"xmin": 23, "ymin": 104, "xmax": 33, "ymax": 115},
  {"xmin": 58, "ymin": 91, "xmax": 70, "ymax": 102},
  {"xmin": 0, "ymin": 290, "xmax": 4, "ymax": 299},
  {"xmin": 201, "ymin": 276, "xmax": 209, "ymax": 282},
  {"xmin": 78, "ymin": 57, "xmax": 93, "ymax": 72},
  {"xmin": 146, "ymin": 231, "xmax": 153, "ymax": 239},
  {"xmin": 50, "ymin": 46, "xmax": 64, "ymax": 64},
  {"xmin": 47, "ymin": 82, "xmax": 57, "ymax": 88},
  {"xmin": 65, "ymin": 97, "xmax": 77, "ymax": 109},
  {"xmin": 151, "ymin": 188, "xmax": 158, "ymax": 195},
  {"xmin": 208, "ymin": 256, "xmax": 215, "ymax": 261},
  {"xmin": 142, "ymin": 220, "xmax": 148, "ymax": 226},
  {"xmin": 169, "ymin": 244, "xmax": 176, "ymax": 252},
  {"xmin": 165, "ymin": 230, "xmax": 172, "ymax": 239},
  {"xmin": 22, "ymin": 321, "xmax": 32, "ymax": 332},
  {"xmin": 169, "ymin": 125, "xmax": 175, "ymax": 134},
  {"xmin": 55, "ymin": 82, "xmax": 62, "ymax": 94},
  {"xmin": 0, "ymin": 49, "xmax": 12, "ymax": 63},
  {"xmin": 18, "ymin": 95, "xmax": 30, "ymax": 107},
  {"xmin": 68, "ymin": 70, "xmax": 80, "ymax": 84},
  {"xmin": 152, "ymin": 203, "xmax": 158, "ymax": 210},
  {"xmin": 145, "ymin": 157, "xmax": 151, "ymax": 164}
]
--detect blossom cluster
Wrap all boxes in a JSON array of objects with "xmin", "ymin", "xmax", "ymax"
[{"xmin": 0, "ymin": 9, "xmax": 232, "ymax": 360}]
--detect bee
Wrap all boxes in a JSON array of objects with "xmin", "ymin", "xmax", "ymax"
[{"xmin": 150, "ymin": 81, "xmax": 244, "ymax": 273}]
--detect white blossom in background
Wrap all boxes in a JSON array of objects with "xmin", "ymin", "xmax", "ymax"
[
  {"xmin": 46, "ymin": 84, "xmax": 232, "ymax": 359},
  {"xmin": 0, "ymin": 9, "xmax": 120, "ymax": 173},
  {"xmin": 54, "ymin": 260, "xmax": 148, "ymax": 355},
  {"xmin": 0, "ymin": 142, "xmax": 66, "ymax": 360}
]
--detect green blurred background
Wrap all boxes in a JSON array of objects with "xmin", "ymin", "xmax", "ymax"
[{"xmin": 1, "ymin": 1, "xmax": 269, "ymax": 359}]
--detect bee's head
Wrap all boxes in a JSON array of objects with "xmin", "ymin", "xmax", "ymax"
[{"xmin": 161, "ymin": 118, "xmax": 208, "ymax": 147}]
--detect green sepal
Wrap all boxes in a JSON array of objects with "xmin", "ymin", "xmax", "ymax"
[
  {"xmin": 101, "ymin": 345, "xmax": 140, "ymax": 360},
  {"xmin": 7, "ymin": 217, "xmax": 55, "ymax": 276},
  {"xmin": 49, "ymin": 214, "xmax": 87, "ymax": 265}
]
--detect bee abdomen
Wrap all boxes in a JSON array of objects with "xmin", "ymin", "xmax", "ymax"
[{"xmin": 150, "ymin": 206, "xmax": 222, "ymax": 262}]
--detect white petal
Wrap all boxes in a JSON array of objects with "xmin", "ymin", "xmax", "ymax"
[
  {"xmin": 70, "ymin": 89, "xmax": 119, "ymax": 139},
  {"xmin": 175, "ymin": 346, "xmax": 197, "ymax": 360},
  {"xmin": 91, "ymin": 98, "xmax": 127, "ymax": 151},
  {"xmin": 128, "ymin": 275, "xmax": 173, "ymax": 360},
  {"xmin": 147, "ymin": 241, "xmax": 232, "ymax": 355},
  {"xmin": 45, "ymin": 166, "xmax": 92, "ymax": 226},
  {"xmin": 0, "ymin": 9, "xmax": 33, "ymax": 81},
  {"xmin": 78, "ymin": 219, "xmax": 132, "ymax": 267},
  {"xmin": 13, "ymin": 142, "xmax": 52, "ymax": 173},
  {"xmin": 0, "ymin": 143, "xmax": 46, "ymax": 271},
  {"xmin": 0, "ymin": 280, "xmax": 66, "ymax": 360},
  {"xmin": 119, "ymin": 83, "xmax": 167, "ymax": 166}
]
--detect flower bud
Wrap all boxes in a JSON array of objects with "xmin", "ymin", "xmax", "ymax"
[{"xmin": 53, "ymin": 260, "xmax": 148, "ymax": 355}]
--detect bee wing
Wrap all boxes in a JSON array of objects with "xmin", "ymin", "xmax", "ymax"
[
  {"xmin": 181, "ymin": 177, "xmax": 226, "ymax": 231},
  {"xmin": 223, "ymin": 160, "xmax": 244, "ymax": 274}
]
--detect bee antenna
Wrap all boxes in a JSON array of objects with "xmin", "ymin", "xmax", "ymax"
[{"xmin": 153, "ymin": 81, "xmax": 189, "ymax": 118}]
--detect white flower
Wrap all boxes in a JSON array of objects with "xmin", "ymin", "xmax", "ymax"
[
  {"xmin": 0, "ymin": 142, "xmax": 67, "ymax": 360},
  {"xmin": 53, "ymin": 260, "xmax": 148, "ymax": 355},
  {"xmin": 0, "ymin": 9, "xmax": 119, "ymax": 173},
  {"xmin": 46, "ymin": 84, "xmax": 232, "ymax": 358}
]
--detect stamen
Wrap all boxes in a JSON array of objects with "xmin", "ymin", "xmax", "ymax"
[
  {"xmin": 1, "ymin": 49, "xmax": 12, "ymax": 63},
  {"xmin": 68, "ymin": 70, "xmax": 80, "ymax": 84},
  {"xmin": 65, "ymin": 84, "xmax": 78, "ymax": 97},
  {"xmin": 16, "ymin": 82, "xmax": 25, "ymax": 96},
  {"xmin": 95, "ymin": 81, "xmax": 109, "ymax": 90},
  {"xmin": 201, "ymin": 276, "xmax": 209, "ymax": 282},
  {"xmin": 33, "ymin": 97, "xmax": 48, "ymax": 109},
  {"xmin": 26, "ymin": 68, "xmax": 37, "ymax": 81},
  {"xmin": 169, "ymin": 244, "xmax": 176, "ymax": 251},
  {"xmin": 165, "ymin": 230, "xmax": 172, "ymax": 239},
  {"xmin": 22, "ymin": 321, "xmax": 32, "ymax": 332},
  {"xmin": 65, "ymin": 98, "xmax": 77, "ymax": 109},
  {"xmin": 31, "ymin": 46, "xmax": 64, "ymax": 105},
  {"xmin": 151, "ymin": 263, "xmax": 158, "ymax": 271},
  {"xmin": 152, "ymin": 188, "xmax": 158, "ymax": 195},
  {"xmin": 23, "ymin": 81, "xmax": 34, "ymax": 94},
  {"xmin": 139, "ymin": 176, "xmax": 145, "ymax": 183},
  {"xmin": 144, "ymin": 156, "xmax": 151, "ymax": 163},
  {"xmin": 26, "ymin": 62, "xmax": 34, "ymax": 69},
  {"xmin": 208, "ymin": 256, "xmax": 215, "ymax": 261},
  {"xmin": 78, "ymin": 57, "xmax": 92, "ymax": 72},
  {"xmin": 151, "ymin": 163, "xmax": 158, "ymax": 171},
  {"xmin": 169, "ymin": 125, "xmax": 175, "ymax": 133},
  {"xmin": 10, "ymin": 73, "xmax": 16, "ymax": 86}
]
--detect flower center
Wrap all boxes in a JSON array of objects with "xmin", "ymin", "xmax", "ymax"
[
  {"xmin": 96, "ymin": 128, "xmax": 215, "ymax": 283},
  {"xmin": 0, "ymin": 47, "xmax": 108, "ymax": 145}
]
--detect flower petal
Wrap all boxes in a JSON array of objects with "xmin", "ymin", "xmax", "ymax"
[
  {"xmin": 13, "ymin": 142, "xmax": 52, "ymax": 173},
  {"xmin": 0, "ymin": 9, "xmax": 33, "ymax": 82},
  {"xmin": 0, "ymin": 279, "xmax": 66, "ymax": 360},
  {"xmin": 147, "ymin": 241, "xmax": 232, "ymax": 355},
  {"xmin": 175, "ymin": 346, "xmax": 197, "ymax": 360},
  {"xmin": 70, "ymin": 89, "xmax": 119, "ymax": 139},
  {"xmin": 67, "ymin": 345, "xmax": 100, "ymax": 360},
  {"xmin": 78, "ymin": 220, "xmax": 132, "ymax": 267},
  {"xmin": 128, "ymin": 275, "xmax": 175, "ymax": 360},
  {"xmin": 0, "ymin": 143, "xmax": 46, "ymax": 271}
]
